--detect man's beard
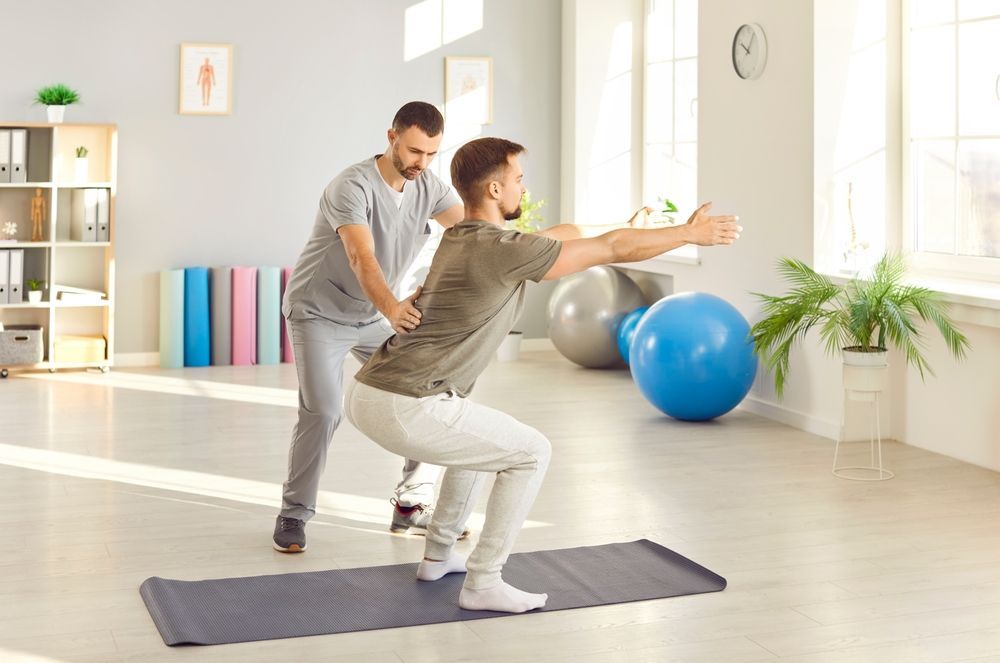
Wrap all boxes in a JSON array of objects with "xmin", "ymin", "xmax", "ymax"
[
  {"xmin": 503, "ymin": 202, "xmax": 523, "ymax": 221},
  {"xmin": 391, "ymin": 145, "xmax": 421, "ymax": 180}
]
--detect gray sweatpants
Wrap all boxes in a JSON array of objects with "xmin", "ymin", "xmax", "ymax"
[
  {"xmin": 280, "ymin": 317, "xmax": 441, "ymax": 521},
  {"xmin": 346, "ymin": 380, "xmax": 551, "ymax": 590}
]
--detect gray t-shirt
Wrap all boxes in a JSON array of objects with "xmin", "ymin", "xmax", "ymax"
[
  {"xmin": 355, "ymin": 220, "xmax": 561, "ymax": 398},
  {"xmin": 282, "ymin": 156, "xmax": 460, "ymax": 325}
]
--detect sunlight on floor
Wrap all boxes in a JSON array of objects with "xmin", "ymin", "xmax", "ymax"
[
  {"xmin": 18, "ymin": 370, "xmax": 299, "ymax": 407},
  {"xmin": 0, "ymin": 649, "xmax": 65, "ymax": 663},
  {"xmin": 0, "ymin": 442, "xmax": 551, "ymax": 530}
]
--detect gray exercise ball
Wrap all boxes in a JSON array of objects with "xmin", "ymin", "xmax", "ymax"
[{"xmin": 547, "ymin": 266, "xmax": 646, "ymax": 368}]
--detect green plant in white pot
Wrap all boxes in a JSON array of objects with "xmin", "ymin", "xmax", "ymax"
[
  {"xmin": 34, "ymin": 84, "xmax": 80, "ymax": 123},
  {"xmin": 26, "ymin": 279, "xmax": 45, "ymax": 304},
  {"xmin": 750, "ymin": 253, "xmax": 970, "ymax": 398},
  {"xmin": 74, "ymin": 146, "xmax": 89, "ymax": 181},
  {"xmin": 497, "ymin": 192, "xmax": 548, "ymax": 361}
]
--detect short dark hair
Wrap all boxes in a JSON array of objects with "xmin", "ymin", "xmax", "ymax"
[
  {"xmin": 450, "ymin": 137, "xmax": 526, "ymax": 205},
  {"xmin": 392, "ymin": 101, "xmax": 444, "ymax": 137}
]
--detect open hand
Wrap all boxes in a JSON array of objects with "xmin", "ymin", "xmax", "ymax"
[
  {"xmin": 685, "ymin": 202, "xmax": 742, "ymax": 246},
  {"xmin": 388, "ymin": 286, "xmax": 423, "ymax": 333}
]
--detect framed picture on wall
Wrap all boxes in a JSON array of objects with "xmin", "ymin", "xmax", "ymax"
[
  {"xmin": 179, "ymin": 43, "xmax": 233, "ymax": 115},
  {"xmin": 444, "ymin": 56, "xmax": 493, "ymax": 125}
]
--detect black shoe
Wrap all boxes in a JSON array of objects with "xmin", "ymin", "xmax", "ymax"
[{"xmin": 273, "ymin": 515, "xmax": 307, "ymax": 553}]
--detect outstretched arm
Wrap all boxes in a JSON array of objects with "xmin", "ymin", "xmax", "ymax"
[
  {"xmin": 542, "ymin": 202, "xmax": 741, "ymax": 281},
  {"xmin": 537, "ymin": 206, "xmax": 653, "ymax": 241}
]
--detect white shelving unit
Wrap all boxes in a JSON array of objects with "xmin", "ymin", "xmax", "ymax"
[{"xmin": 0, "ymin": 122, "xmax": 117, "ymax": 375}]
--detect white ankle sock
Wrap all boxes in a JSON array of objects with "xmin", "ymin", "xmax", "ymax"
[
  {"xmin": 459, "ymin": 581, "xmax": 548, "ymax": 613},
  {"xmin": 416, "ymin": 553, "xmax": 468, "ymax": 581}
]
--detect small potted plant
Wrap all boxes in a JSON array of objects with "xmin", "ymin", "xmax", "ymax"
[
  {"xmin": 497, "ymin": 192, "xmax": 548, "ymax": 361},
  {"xmin": 26, "ymin": 279, "xmax": 45, "ymax": 304},
  {"xmin": 750, "ymin": 253, "xmax": 970, "ymax": 398},
  {"xmin": 651, "ymin": 196, "xmax": 679, "ymax": 225},
  {"xmin": 33, "ymin": 83, "xmax": 81, "ymax": 123},
  {"xmin": 508, "ymin": 190, "xmax": 546, "ymax": 234},
  {"xmin": 75, "ymin": 146, "xmax": 89, "ymax": 181}
]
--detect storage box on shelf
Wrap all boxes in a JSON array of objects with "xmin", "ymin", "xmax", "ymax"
[{"xmin": 0, "ymin": 122, "xmax": 116, "ymax": 377}]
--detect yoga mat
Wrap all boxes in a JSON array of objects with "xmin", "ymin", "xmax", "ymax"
[
  {"xmin": 281, "ymin": 267, "xmax": 294, "ymax": 364},
  {"xmin": 231, "ymin": 267, "xmax": 257, "ymax": 366},
  {"xmin": 140, "ymin": 539, "xmax": 725, "ymax": 646},
  {"xmin": 158, "ymin": 269, "xmax": 185, "ymax": 369},
  {"xmin": 183, "ymin": 267, "xmax": 211, "ymax": 367},
  {"xmin": 256, "ymin": 267, "xmax": 281, "ymax": 365},
  {"xmin": 210, "ymin": 267, "xmax": 232, "ymax": 366}
]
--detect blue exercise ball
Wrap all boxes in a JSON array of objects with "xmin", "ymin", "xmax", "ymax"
[
  {"xmin": 616, "ymin": 306, "xmax": 649, "ymax": 365},
  {"xmin": 630, "ymin": 292, "xmax": 757, "ymax": 421}
]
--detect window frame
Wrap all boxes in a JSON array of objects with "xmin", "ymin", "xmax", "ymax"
[{"xmin": 901, "ymin": 1, "xmax": 1000, "ymax": 283}]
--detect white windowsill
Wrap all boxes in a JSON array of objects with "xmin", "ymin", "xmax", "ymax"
[{"xmin": 614, "ymin": 252, "xmax": 702, "ymax": 275}]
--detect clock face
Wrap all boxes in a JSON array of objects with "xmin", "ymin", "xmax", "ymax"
[{"xmin": 732, "ymin": 23, "xmax": 767, "ymax": 80}]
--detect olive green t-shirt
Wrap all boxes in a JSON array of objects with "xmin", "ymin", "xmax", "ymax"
[{"xmin": 354, "ymin": 220, "xmax": 561, "ymax": 398}]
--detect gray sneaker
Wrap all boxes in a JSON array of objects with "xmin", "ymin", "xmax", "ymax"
[
  {"xmin": 272, "ymin": 515, "xmax": 307, "ymax": 553},
  {"xmin": 389, "ymin": 499, "xmax": 470, "ymax": 539}
]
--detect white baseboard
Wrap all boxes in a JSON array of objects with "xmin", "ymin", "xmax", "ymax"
[
  {"xmin": 114, "ymin": 352, "xmax": 159, "ymax": 367},
  {"xmin": 738, "ymin": 395, "xmax": 841, "ymax": 441},
  {"xmin": 520, "ymin": 337, "xmax": 555, "ymax": 352}
]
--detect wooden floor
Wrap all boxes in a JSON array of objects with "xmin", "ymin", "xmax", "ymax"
[{"xmin": 2, "ymin": 351, "xmax": 1000, "ymax": 662}]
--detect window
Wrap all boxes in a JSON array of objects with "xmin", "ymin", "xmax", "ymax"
[
  {"xmin": 905, "ymin": 1, "xmax": 1000, "ymax": 279},
  {"xmin": 643, "ymin": 0, "xmax": 698, "ymax": 261}
]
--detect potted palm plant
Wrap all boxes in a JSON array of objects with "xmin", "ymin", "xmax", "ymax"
[
  {"xmin": 33, "ymin": 83, "xmax": 81, "ymax": 123},
  {"xmin": 750, "ymin": 253, "xmax": 970, "ymax": 398}
]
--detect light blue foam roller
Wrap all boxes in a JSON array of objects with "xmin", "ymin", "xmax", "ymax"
[
  {"xmin": 257, "ymin": 266, "xmax": 282, "ymax": 365},
  {"xmin": 183, "ymin": 267, "xmax": 211, "ymax": 367},
  {"xmin": 159, "ymin": 269, "xmax": 185, "ymax": 369}
]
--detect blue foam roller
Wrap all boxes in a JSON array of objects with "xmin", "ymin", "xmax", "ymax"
[
  {"xmin": 159, "ymin": 269, "xmax": 185, "ymax": 369},
  {"xmin": 183, "ymin": 267, "xmax": 211, "ymax": 367},
  {"xmin": 257, "ymin": 267, "xmax": 281, "ymax": 365}
]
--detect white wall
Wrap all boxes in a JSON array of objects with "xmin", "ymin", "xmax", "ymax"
[{"xmin": 1, "ymin": 0, "xmax": 562, "ymax": 350}]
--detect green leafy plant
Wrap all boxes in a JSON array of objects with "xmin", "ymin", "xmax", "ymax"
[
  {"xmin": 509, "ymin": 191, "xmax": 546, "ymax": 234},
  {"xmin": 656, "ymin": 196, "xmax": 679, "ymax": 223},
  {"xmin": 750, "ymin": 253, "xmax": 970, "ymax": 398},
  {"xmin": 75, "ymin": 146, "xmax": 88, "ymax": 158},
  {"xmin": 34, "ymin": 84, "xmax": 80, "ymax": 106},
  {"xmin": 26, "ymin": 278, "xmax": 44, "ymax": 291}
]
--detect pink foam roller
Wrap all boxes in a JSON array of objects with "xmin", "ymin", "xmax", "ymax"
[{"xmin": 231, "ymin": 266, "xmax": 257, "ymax": 365}]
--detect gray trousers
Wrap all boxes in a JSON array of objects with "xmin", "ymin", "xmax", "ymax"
[
  {"xmin": 280, "ymin": 317, "xmax": 440, "ymax": 521},
  {"xmin": 346, "ymin": 380, "xmax": 552, "ymax": 589}
]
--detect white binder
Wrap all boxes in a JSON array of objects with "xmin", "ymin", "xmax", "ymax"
[
  {"xmin": 9, "ymin": 129, "xmax": 27, "ymax": 183},
  {"xmin": 0, "ymin": 130, "xmax": 10, "ymax": 183},
  {"xmin": 0, "ymin": 250, "xmax": 9, "ymax": 304},
  {"xmin": 7, "ymin": 248, "xmax": 23, "ymax": 304},
  {"xmin": 96, "ymin": 189, "xmax": 110, "ymax": 241},
  {"xmin": 70, "ymin": 189, "xmax": 99, "ymax": 241}
]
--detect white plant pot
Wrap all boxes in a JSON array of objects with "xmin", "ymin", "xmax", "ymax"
[
  {"xmin": 28, "ymin": 290, "xmax": 42, "ymax": 304},
  {"xmin": 496, "ymin": 331, "xmax": 523, "ymax": 362},
  {"xmin": 842, "ymin": 347, "xmax": 889, "ymax": 397},
  {"xmin": 74, "ymin": 158, "xmax": 89, "ymax": 182},
  {"xmin": 46, "ymin": 105, "xmax": 66, "ymax": 123}
]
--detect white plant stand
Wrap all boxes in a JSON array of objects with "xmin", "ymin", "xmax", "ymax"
[{"xmin": 832, "ymin": 353, "xmax": 894, "ymax": 481}]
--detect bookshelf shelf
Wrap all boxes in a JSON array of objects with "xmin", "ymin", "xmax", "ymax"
[{"xmin": 0, "ymin": 122, "xmax": 116, "ymax": 376}]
